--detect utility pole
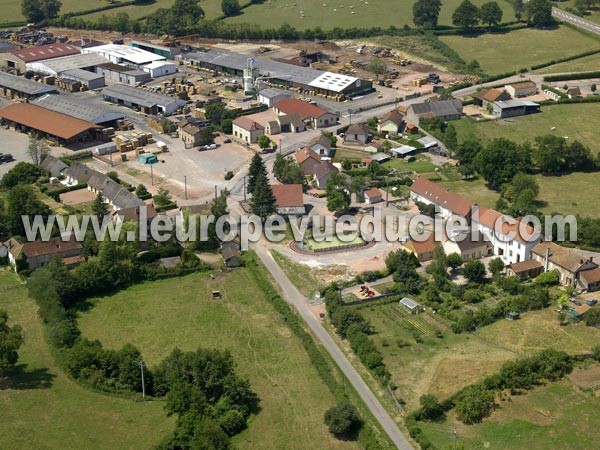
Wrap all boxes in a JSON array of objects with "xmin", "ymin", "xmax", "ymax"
[
  {"xmin": 243, "ymin": 175, "xmax": 247, "ymax": 202},
  {"xmin": 214, "ymin": 185, "xmax": 217, "ymax": 200},
  {"xmin": 140, "ymin": 360, "xmax": 146, "ymax": 401},
  {"xmin": 385, "ymin": 176, "xmax": 389, "ymax": 207},
  {"xmin": 184, "ymin": 175, "xmax": 188, "ymax": 200},
  {"xmin": 150, "ymin": 164, "xmax": 154, "ymax": 186}
]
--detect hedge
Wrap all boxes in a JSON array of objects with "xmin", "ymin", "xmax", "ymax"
[
  {"xmin": 155, "ymin": 202, "xmax": 178, "ymax": 212},
  {"xmin": 530, "ymin": 48, "xmax": 600, "ymax": 71},
  {"xmin": 543, "ymin": 71, "xmax": 600, "ymax": 82}
]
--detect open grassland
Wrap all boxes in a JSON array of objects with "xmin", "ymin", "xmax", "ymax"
[
  {"xmin": 79, "ymin": 0, "xmax": 223, "ymax": 21},
  {"xmin": 439, "ymin": 176, "xmax": 500, "ymax": 209},
  {"xmin": 0, "ymin": 271, "xmax": 173, "ymax": 449},
  {"xmin": 452, "ymin": 103, "xmax": 600, "ymax": 155},
  {"xmin": 225, "ymin": 0, "xmax": 514, "ymax": 30},
  {"xmin": 533, "ymin": 50, "xmax": 600, "ymax": 74},
  {"xmin": 440, "ymin": 26, "xmax": 600, "ymax": 74},
  {"xmin": 77, "ymin": 270, "xmax": 358, "ymax": 450},
  {"xmin": 356, "ymin": 302, "xmax": 516, "ymax": 410},
  {"xmin": 420, "ymin": 379, "xmax": 600, "ymax": 450},
  {"xmin": 477, "ymin": 307, "xmax": 600, "ymax": 355}
]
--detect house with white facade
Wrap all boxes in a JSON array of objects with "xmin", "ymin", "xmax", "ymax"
[
  {"xmin": 410, "ymin": 177, "xmax": 473, "ymax": 219},
  {"xmin": 232, "ymin": 116, "xmax": 264, "ymax": 144}
]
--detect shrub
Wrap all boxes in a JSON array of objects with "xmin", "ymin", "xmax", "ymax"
[
  {"xmin": 534, "ymin": 270, "xmax": 559, "ymax": 286},
  {"xmin": 455, "ymin": 384, "xmax": 495, "ymax": 424},
  {"xmin": 324, "ymin": 402, "xmax": 361, "ymax": 437}
]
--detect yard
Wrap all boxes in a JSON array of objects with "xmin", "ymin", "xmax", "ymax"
[
  {"xmin": 452, "ymin": 103, "xmax": 600, "ymax": 155},
  {"xmin": 76, "ymin": 270, "xmax": 359, "ymax": 450},
  {"xmin": 0, "ymin": 271, "xmax": 173, "ymax": 449},
  {"xmin": 382, "ymin": 154, "xmax": 438, "ymax": 173},
  {"xmin": 440, "ymin": 26, "xmax": 600, "ymax": 75},
  {"xmin": 225, "ymin": 0, "xmax": 515, "ymax": 30}
]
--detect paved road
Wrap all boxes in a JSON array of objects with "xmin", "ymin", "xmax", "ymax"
[
  {"xmin": 254, "ymin": 245, "xmax": 413, "ymax": 450},
  {"xmin": 553, "ymin": 7, "xmax": 600, "ymax": 35}
]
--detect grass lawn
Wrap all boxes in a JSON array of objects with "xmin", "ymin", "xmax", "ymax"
[
  {"xmin": 77, "ymin": 270, "xmax": 358, "ymax": 450},
  {"xmin": 79, "ymin": 0, "xmax": 223, "ymax": 21},
  {"xmin": 225, "ymin": 0, "xmax": 514, "ymax": 30},
  {"xmin": 440, "ymin": 26, "xmax": 600, "ymax": 74},
  {"xmin": 0, "ymin": 271, "xmax": 173, "ymax": 449},
  {"xmin": 420, "ymin": 379, "xmax": 600, "ymax": 450},
  {"xmin": 439, "ymin": 175, "xmax": 500, "ymax": 209},
  {"xmin": 477, "ymin": 307, "xmax": 600, "ymax": 356},
  {"xmin": 533, "ymin": 51, "xmax": 600, "ymax": 74},
  {"xmin": 383, "ymin": 154, "xmax": 438, "ymax": 174},
  {"xmin": 272, "ymin": 250, "xmax": 323, "ymax": 297},
  {"xmin": 307, "ymin": 234, "xmax": 365, "ymax": 250},
  {"xmin": 452, "ymin": 103, "xmax": 600, "ymax": 155},
  {"xmin": 534, "ymin": 172, "xmax": 600, "ymax": 217}
]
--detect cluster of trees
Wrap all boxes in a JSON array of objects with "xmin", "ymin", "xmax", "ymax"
[
  {"xmin": 325, "ymin": 289, "xmax": 391, "ymax": 384},
  {"xmin": 326, "ymin": 173, "xmax": 352, "ymax": 213},
  {"xmin": 248, "ymin": 153, "xmax": 276, "ymax": 221},
  {"xmin": 21, "ymin": 0, "xmax": 62, "ymax": 22},
  {"xmin": 273, "ymin": 153, "xmax": 304, "ymax": 185},
  {"xmin": 221, "ymin": 0, "xmax": 241, "ymax": 17},
  {"xmin": 452, "ymin": 0, "xmax": 504, "ymax": 29},
  {"xmin": 187, "ymin": 190, "xmax": 229, "ymax": 251},
  {"xmin": 573, "ymin": 0, "xmax": 600, "ymax": 15},
  {"xmin": 1, "ymin": 183, "xmax": 52, "ymax": 239},
  {"xmin": 385, "ymin": 249, "xmax": 421, "ymax": 292},
  {"xmin": 0, "ymin": 310, "xmax": 24, "ymax": 374},
  {"xmin": 324, "ymin": 402, "xmax": 361, "ymax": 437}
]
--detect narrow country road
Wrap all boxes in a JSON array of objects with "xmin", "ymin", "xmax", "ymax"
[
  {"xmin": 553, "ymin": 7, "xmax": 600, "ymax": 35},
  {"xmin": 253, "ymin": 245, "xmax": 413, "ymax": 450}
]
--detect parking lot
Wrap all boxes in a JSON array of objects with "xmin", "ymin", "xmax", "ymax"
[{"xmin": 0, "ymin": 128, "xmax": 31, "ymax": 176}]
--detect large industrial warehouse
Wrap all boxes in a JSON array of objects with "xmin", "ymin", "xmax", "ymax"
[
  {"xmin": 0, "ymin": 72, "xmax": 58, "ymax": 99},
  {"xmin": 101, "ymin": 84, "xmax": 187, "ymax": 115},
  {"xmin": 34, "ymin": 94, "xmax": 126, "ymax": 127},
  {"xmin": 82, "ymin": 44, "xmax": 165, "ymax": 69},
  {"xmin": 184, "ymin": 49, "xmax": 373, "ymax": 100},
  {"xmin": 25, "ymin": 53, "xmax": 109, "ymax": 77}
]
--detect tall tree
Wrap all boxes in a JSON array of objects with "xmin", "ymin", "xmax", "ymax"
[
  {"xmin": 452, "ymin": 0, "xmax": 480, "ymax": 29},
  {"xmin": 27, "ymin": 136, "xmax": 49, "ymax": 166},
  {"xmin": 92, "ymin": 193, "xmax": 109, "ymax": 220},
  {"xmin": 475, "ymin": 138, "xmax": 530, "ymax": 189},
  {"xmin": 444, "ymin": 124, "xmax": 458, "ymax": 151},
  {"xmin": 525, "ymin": 0, "xmax": 553, "ymax": 28},
  {"xmin": 221, "ymin": 0, "xmax": 241, "ymax": 16},
  {"xmin": 480, "ymin": 1, "xmax": 503, "ymax": 28},
  {"xmin": 6, "ymin": 184, "xmax": 52, "ymax": 237},
  {"xmin": 0, "ymin": 309, "xmax": 24, "ymax": 373},
  {"xmin": 413, "ymin": 0, "xmax": 442, "ymax": 28},
  {"xmin": 325, "ymin": 173, "xmax": 350, "ymax": 213},
  {"xmin": 247, "ymin": 152, "xmax": 268, "ymax": 194},
  {"xmin": 250, "ymin": 171, "xmax": 275, "ymax": 221},
  {"xmin": 513, "ymin": 0, "xmax": 525, "ymax": 21}
]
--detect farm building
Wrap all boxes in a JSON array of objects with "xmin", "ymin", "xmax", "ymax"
[
  {"xmin": 0, "ymin": 72, "xmax": 57, "ymax": 99},
  {"xmin": 391, "ymin": 145, "xmax": 417, "ymax": 158},
  {"xmin": 505, "ymin": 81, "xmax": 537, "ymax": 98},
  {"xmin": 60, "ymin": 69, "xmax": 105, "ymax": 89},
  {"xmin": 143, "ymin": 61, "xmax": 178, "ymax": 78},
  {"xmin": 410, "ymin": 177, "xmax": 473, "ymax": 219},
  {"xmin": 1, "ymin": 43, "xmax": 80, "ymax": 72},
  {"xmin": 257, "ymin": 88, "xmax": 292, "ymax": 107},
  {"xmin": 222, "ymin": 241, "xmax": 242, "ymax": 268},
  {"xmin": 399, "ymin": 297, "xmax": 422, "ymax": 314},
  {"xmin": 344, "ymin": 123, "xmax": 370, "ymax": 144},
  {"xmin": 506, "ymin": 259, "xmax": 544, "ymax": 280},
  {"xmin": 271, "ymin": 184, "xmax": 306, "ymax": 215},
  {"xmin": 82, "ymin": 44, "xmax": 165, "ymax": 69},
  {"xmin": 34, "ymin": 94, "xmax": 126, "ymax": 127},
  {"xmin": 272, "ymin": 98, "xmax": 336, "ymax": 128},
  {"xmin": 184, "ymin": 49, "xmax": 373, "ymax": 99},
  {"xmin": 25, "ymin": 52, "xmax": 109, "ymax": 77},
  {"xmin": 370, "ymin": 152, "xmax": 391, "ymax": 163},
  {"xmin": 472, "ymin": 88, "xmax": 511, "ymax": 108},
  {"xmin": 405, "ymin": 99, "xmax": 463, "ymax": 125},
  {"xmin": 5, "ymin": 234, "xmax": 84, "ymax": 272},
  {"xmin": 364, "ymin": 188, "xmax": 383, "ymax": 205},
  {"xmin": 490, "ymin": 99, "xmax": 540, "ymax": 119},
  {"xmin": 95, "ymin": 63, "xmax": 151, "ymax": 85},
  {"xmin": 130, "ymin": 40, "xmax": 180, "ymax": 59},
  {"xmin": 0, "ymin": 103, "xmax": 101, "ymax": 145},
  {"xmin": 101, "ymin": 84, "xmax": 187, "ymax": 116}
]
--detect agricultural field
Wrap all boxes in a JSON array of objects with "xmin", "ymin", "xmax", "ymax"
[
  {"xmin": 77, "ymin": 270, "xmax": 358, "ymax": 450},
  {"xmin": 0, "ymin": 271, "xmax": 173, "ymax": 449},
  {"xmin": 79, "ymin": 0, "xmax": 223, "ymax": 21},
  {"xmin": 533, "ymin": 51, "xmax": 600, "ymax": 74},
  {"xmin": 420, "ymin": 378, "xmax": 600, "ymax": 450},
  {"xmin": 440, "ymin": 26, "xmax": 600, "ymax": 74},
  {"xmin": 452, "ymin": 103, "xmax": 600, "ymax": 155},
  {"xmin": 225, "ymin": 0, "xmax": 515, "ymax": 30}
]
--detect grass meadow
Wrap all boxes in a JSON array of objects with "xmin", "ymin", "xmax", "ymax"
[
  {"xmin": 76, "ymin": 270, "xmax": 359, "ymax": 450},
  {"xmin": 0, "ymin": 271, "xmax": 173, "ymax": 449},
  {"xmin": 440, "ymin": 26, "xmax": 600, "ymax": 74}
]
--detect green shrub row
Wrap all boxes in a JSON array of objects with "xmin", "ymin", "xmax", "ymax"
[
  {"xmin": 543, "ymin": 71, "xmax": 600, "ymax": 82},
  {"xmin": 530, "ymin": 48, "xmax": 600, "ymax": 71}
]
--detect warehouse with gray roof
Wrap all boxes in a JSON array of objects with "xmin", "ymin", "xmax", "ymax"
[
  {"xmin": 60, "ymin": 69, "xmax": 105, "ymax": 89},
  {"xmin": 101, "ymin": 83, "xmax": 187, "ymax": 115},
  {"xmin": 184, "ymin": 49, "xmax": 373, "ymax": 99},
  {"xmin": 34, "ymin": 94, "xmax": 126, "ymax": 126},
  {"xmin": 0, "ymin": 72, "xmax": 58, "ymax": 99},
  {"xmin": 25, "ymin": 53, "xmax": 109, "ymax": 77}
]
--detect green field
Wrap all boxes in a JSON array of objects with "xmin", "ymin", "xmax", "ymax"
[
  {"xmin": 79, "ymin": 0, "xmax": 223, "ymax": 21},
  {"xmin": 533, "ymin": 51, "xmax": 600, "ymax": 74},
  {"xmin": 420, "ymin": 379, "xmax": 600, "ymax": 450},
  {"xmin": 77, "ymin": 270, "xmax": 358, "ymax": 450},
  {"xmin": 452, "ymin": 103, "xmax": 600, "ymax": 155},
  {"xmin": 440, "ymin": 26, "xmax": 600, "ymax": 74},
  {"xmin": 0, "ymin": 271, "xmax": 173, "ymax": 449},
  {"xmin": 225, "ymin": 0, "xmax": 515, "ymax": 30}
]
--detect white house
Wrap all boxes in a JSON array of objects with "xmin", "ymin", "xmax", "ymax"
[
  {"xmin": 232, "ymin": 116, "xmax": 265, "ymax": 144},
  {"xmin": 472, "ymin": 206, "xmax": 541, "ymax": 264},
  {"xmin": 257, "ymin": 88, "xmax": 292, "ymax": 108},
  {"xmin": 307, "ymin": 133, "xmax": 333, "ymax": 157}
]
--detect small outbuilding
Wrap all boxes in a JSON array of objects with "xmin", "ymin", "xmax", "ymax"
[
  {"xmin": 137, "ymin": 153, "xmax": 158, "ymax": 164},
  {"xmin": 400, "ymin": 297, "xmax": 422, "ymax": 314}
]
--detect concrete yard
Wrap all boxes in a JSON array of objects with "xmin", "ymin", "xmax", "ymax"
[{"xmin": 0, "ymin": 128, "xmax": 31, "ymax": 176}]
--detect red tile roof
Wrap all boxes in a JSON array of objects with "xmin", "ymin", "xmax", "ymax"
[
  {"xmin": 364, "ymin": 188, "xmax": 382, "ymax": 199},
  {"xmin": 476, "ymin": 206, "xmax": 538, "ymax": 244},
  {"xmin": 271, "ymin": 184, "xmax": 304, "ymax": 207},
  {"xmin": 405, "ymin": 233, "xmax": 437, "ymax": 255},
  {"xmin": 10, "ymin": 43, "xmax": 80, "ymax": 63},
  {"xmin": 0, "ymin": 103, "xmax": 101, "ymax": 140},
  {"xmin": 508, "ymin": 81, "xmax": 536, "ymax": 90},
  {"xmin": 273, "ymin": 98, "xmax": 330, "ymax": 120},
  {"xmin": 21, "ymin": 234, "xmax": 82, "ymax": 258},
  {"xmin": 410, "ymin": 177, "xmax": 473, "ymax": 217},
  {"xmin": 380, "ymin": 109, "xmax": 404, "ymax": 126},
  {"xmin": 232, "ymin": 116, "xmax": 264, "ymax": 131},
  {"xmin": 294, "ymin": 147, "xmax": 321, "ymax": 164},
  {"xmin": 581, "ymin": 267, "xmax": 600, "ymax": 285}
]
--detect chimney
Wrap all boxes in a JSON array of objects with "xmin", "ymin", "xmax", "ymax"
[{"xmin": 589, "ymin": 256, "xmax": 594, "ymax": 263}]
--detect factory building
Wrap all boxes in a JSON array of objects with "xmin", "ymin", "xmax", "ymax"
[
  {"xmin": 0, "ymin": 103, "xmax": 101, "ymax": 145},
  {"xmin": 34, "ymin": 94, "xmax": 126, "ymax": 127},
  {"xmin": 95, "ymin": 63, "xmax": 151, "ymax": 85},
  {"xmin": 0, "ymin": 43, "xmax": 81, "ymax": 72},
  {"xmin": 0, "ymin": 72, "xmax": 58, "ymax": 100},
  {"xmin": 130, "ymin": 40, "xmax": 180, "ymax": 59},
  {"xmin": 101, "ymin": 84, "xmax": 187, "ymax": 116},
  {"xmin": 183, "ymin": 49, "xmax": 373, "ymax": 100},
  {"xmin": 25, "ymin": 53, "xmax": 109, "ymax": 77},
  {"xmin": 82, "ymin": 44, "xmax": 165, "ymax": 69},
  {"xmin": 60, "ymin": 69, "xmax": 105, "ymax": 89},
  {"xmin": 143, "ymin": 61, "xmax": 178, "ymax": 78}
]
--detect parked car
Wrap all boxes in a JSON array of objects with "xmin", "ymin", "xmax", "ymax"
[
  {"xmin": 586, "ymin": 299, "xmax": 598, "ymax": 306},
  {"xmin": 223, "ymin": 138, "xmax": 232, "ymax": 143},
  {"xmin": 207, "ymin": 143, "xmax": 217, "ymax": 150}
]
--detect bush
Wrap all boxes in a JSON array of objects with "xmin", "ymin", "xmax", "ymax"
[
  {"xmin": 534, "ymin": 270, "xmax": 559, "ymax": 286},
  {"xmin": 455, "ymin": 384, "xmax": 495, "ymax": 424},
  {"xmin": 324, "ymin": 402, "xmax": 361, "ymax": 437},
  {"xmin": 224, "ymin": 170, "xmax": 234, "ymax": 180}
]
